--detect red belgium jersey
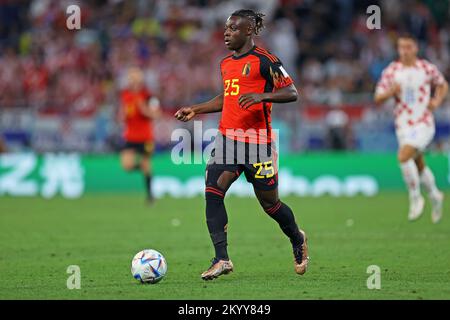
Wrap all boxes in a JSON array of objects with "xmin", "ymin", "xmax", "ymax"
[
  {"xmin": 219, "ymin": 45, "xmax": 294, "ymax": 144},
  {"xmin": 121, "ymin": 88, "xmax": 153, "ymax": 142}
]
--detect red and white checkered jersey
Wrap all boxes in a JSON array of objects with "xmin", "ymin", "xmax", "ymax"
[{"xmin": 375, "ymin": 59, "xmax": 446, "ymax": 130}]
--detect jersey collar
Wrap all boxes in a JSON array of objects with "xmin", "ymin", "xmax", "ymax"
[{"xmin": 232, "ymin": 45, "xmax": 256, "ymax": 60}]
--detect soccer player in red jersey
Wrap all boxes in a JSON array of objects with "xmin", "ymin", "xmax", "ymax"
[
  {"xmin": 175, "ymin": 10, "xmax": 309, "ymax": 280},
  {"xmin": 119, "ymin": 67, "xmax": 161, "ymax": 203}
]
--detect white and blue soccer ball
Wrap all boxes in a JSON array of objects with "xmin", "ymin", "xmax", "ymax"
[{"xmin": 131, "ymin": 249, "xmax": 167, "ymax": 284}]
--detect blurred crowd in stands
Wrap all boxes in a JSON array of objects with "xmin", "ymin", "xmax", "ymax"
[{"xmin": 0, "ymin": 0, "xmax": 449, "ymax": 153}]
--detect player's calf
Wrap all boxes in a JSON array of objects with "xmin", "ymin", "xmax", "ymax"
[
  {"xmin": 263, "ymin": 201, "xmax": 304, "ymax": 247},
  {"xmin": 263, "ymin": 200, "xmax": 309, "ymax": 274}
]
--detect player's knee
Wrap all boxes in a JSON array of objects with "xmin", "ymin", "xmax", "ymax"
[
  {"xmin": 121, "ymin": 153, "xmax": 135, "ymax": 171},
  {"xmin": 205, "ymin": 168, "xmax": 235, "ymax": 201},
  {"xmin": 205, "ymin": 186, "xmax": 225, "ymax": 202},
  {"xmin": 205, "ymin": 184, "xmax": 226, "ymax": 203},
  {"xmin": 397, "ymin": 151, "xmax": 409, "ymax": 163},
  {"xmin": 254, "ymin": 188, "xmax": 280, "ymax": 213},
  {"xmin": 217, "ymin": 171, "xmax": 238, "ymax": 190}
]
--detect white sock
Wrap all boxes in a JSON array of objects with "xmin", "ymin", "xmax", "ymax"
[
  {"xmin": 420, "ymin": 166, "xmax": 440, "ymax": 198},
  {"xmin": 400, "ymin": 160, "xmax": 421, "ymax": 199}
]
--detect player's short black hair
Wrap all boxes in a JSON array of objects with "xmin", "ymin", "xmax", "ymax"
[
  {"xmin": 231, "ymin": 9, "xmax": 265, "ymax": 35},
  {"xmin": 397, "ymin": 32, "xmax": 418, "ymax": 43}
]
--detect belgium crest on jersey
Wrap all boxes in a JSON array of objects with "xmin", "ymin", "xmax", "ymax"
[{"xmin": 242, "ymin": 62, "xmax": 251, "ymax": 77}]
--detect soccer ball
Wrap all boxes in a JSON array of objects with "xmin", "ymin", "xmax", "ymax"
[{"xmin": 131, "ymin": 249, "xmax": 167, "ymax": 284}]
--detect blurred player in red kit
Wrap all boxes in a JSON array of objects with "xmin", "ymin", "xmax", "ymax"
[{"xmin": 119, "ymin": 67, "xmax": 161, "ymax": 204}]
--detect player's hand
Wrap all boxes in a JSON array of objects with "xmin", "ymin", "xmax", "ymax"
[
  {"xmin": 238, "ymin": 93, "xmax": 265, "ymax": 110},
  {"xmin": 428, "ymin": 98, "xmax": 441, "ymax": 111},
  {"xmin": 174, "ymin": 107, "xmax": 196, "ymax": 122}
]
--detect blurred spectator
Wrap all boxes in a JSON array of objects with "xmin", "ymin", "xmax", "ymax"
[
  {"xmin": 325, "ymin": 108, "xmax": 351, "ymax": 150},
  {"xmin": 0, "ymin": 0, "xmax": 449, "ymax": 153}
]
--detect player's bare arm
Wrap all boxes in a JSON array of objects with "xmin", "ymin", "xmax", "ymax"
[
  {"xmin": 374, "ymin": 83, "xmax": 401, "ymax": 105},
  {"xmin": 428, "ymin": 80, "xmax": 449, "ymax": 111},
  {"xmin": 174, "ymin": 94, "xmax": 224, "ymax": 122},
  {"xmin": 238, "ymin": 84, "xmax": 298, "ymax": 109}
]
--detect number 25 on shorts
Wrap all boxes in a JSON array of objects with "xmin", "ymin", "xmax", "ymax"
[
  {"xmin": 253, "ymin": 161, "xmax": 275, "ymax": 179},
  {"xmin": 224, "ymin": 79, "xmax": 239, "ymax": 96}
]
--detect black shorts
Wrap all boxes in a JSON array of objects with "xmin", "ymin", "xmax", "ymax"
[
  {"xmin": 206, "ymin": 133, "xmax": 278, "ymax": 191},
  {"xmin": 121, "ymin": 141, "xmax": 154, "ymax": 155}
]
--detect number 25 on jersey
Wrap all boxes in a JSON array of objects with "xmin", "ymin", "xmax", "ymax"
[{"xmin": 224, "ymin": 79, "xmax": 239, "ymax": 96}]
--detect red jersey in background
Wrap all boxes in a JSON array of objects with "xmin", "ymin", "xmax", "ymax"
[{"xmin": 121, "ymin": 89, "xmax": 153, "ymax": 142}]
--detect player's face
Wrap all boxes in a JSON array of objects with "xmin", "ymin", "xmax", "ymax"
[
  {"xmin": 397, "ymin": 38, "xmax": 418, "ymax": 62},
  {"xmin": 127, "ymin": 69, "xmax": 144, "ymax": 90},
  {"xmin": 224, "ymin": 16, "xmax": 250, "ymax": 51}
]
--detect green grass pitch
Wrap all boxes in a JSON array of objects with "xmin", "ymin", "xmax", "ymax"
[{"xmin": 1, "ymin": 192, "xmax": 450, "ymax": 299}]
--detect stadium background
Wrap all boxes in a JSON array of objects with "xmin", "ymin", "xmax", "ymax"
[{"xmin": 1, "ymin": 0, "xmax": 449, "ymax": 198}]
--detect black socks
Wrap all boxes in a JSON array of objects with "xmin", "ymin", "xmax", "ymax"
[
  {"xmin": 205, "ymin": 187, "xmax": 229, "ymax": 260},
  {"xmin": 264, "ymin": 201, "xmax": 304, "ymax": 248},
  {"xmin": 144, "ymin": 174, "xmax": 152, "ymax": 200}
]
